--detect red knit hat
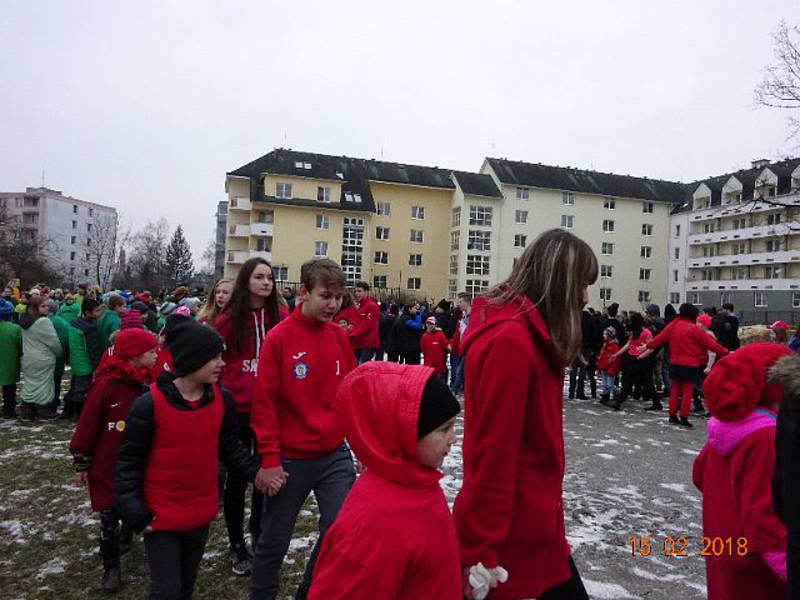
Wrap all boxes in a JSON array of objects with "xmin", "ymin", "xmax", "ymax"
[
  {"xmin": 703, "ymin": 342, "xmax": 794, "ymax": 422},
  {"xmin": 696, "ymin": 314, "xmax": 712, "ymax": 328},
  {"xmin": 114, "ymin": 328, "xmax": 157, "ymax": 360},
  {"xmin": 120, "ymin": 309, "xmax": 143, "ymax": 330}
]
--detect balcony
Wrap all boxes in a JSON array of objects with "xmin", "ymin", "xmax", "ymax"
[
  {"xmin": 687, "ymin": 249, "xmax": 800, "ymax": 269},
  {"xmin": 229, "ymin": 196, "xmax": 252, "ymax": 212},
  {"xmin": 689, "ymin": 195, "xmax": 800, "ymax": 222},
  {"xmin": 228, "ymin": 224, "xmax": 250, "ymax": 237},
  {"xmin": 250, "ymin": 250, "xmax": 272, "ymax": 261},
  {"xmin": 687, "ymin": 222, "xmax": 793, "ymax": 245},
  {"xmin": 685, "ymin": 277, "xmax": 800, "ymax": 292},
  {"xmin": 250, "ymin": 223, "xmax": 273, "ymax": 237},
  {"xmin": 227, "ymin": 250, "xmax": 249, "ymax": 264}
]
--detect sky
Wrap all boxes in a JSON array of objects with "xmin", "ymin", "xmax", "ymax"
[{"xmin": 2, "ymin": 0, "xmax": 800, "ymax": 262}]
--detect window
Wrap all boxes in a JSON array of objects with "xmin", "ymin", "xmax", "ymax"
[
  {"xmin": 408, "ymin": 254, "xmax": 423, "ymax": 267},
  {"xmin": 87, "ymin": 223, "xmax": 93, "ymax": 232},
  {"xmin": 71, "ymin": 236, "xmax": 76, "ymax": 244},
  {"xmin": 516, "ymin": 187, "xmax": 529, "ymax": 200},
  {"xmin": 600, "ymin": 265, "xmax": 613, "ymax": 278},
  {"xmin": 765, "ymin": 265, "xmax": 782, "ymax": 279},
  {"xmin": 276, "ymin": 182, "xmax": 292, "ymax": 198},
  {"xmin": 767, "ymin": 213, "xmax": 782, "ymax": 226},
  {"xmin": 600, "ymin": 288, "xmax": 612, "ymax": 301},
  {"xmin": 257, "ymin": 211, "xmax": 274, "ymax": 223},
  {"xmin": 702, "ymin": 246, "xmax": 717, "ymax": 258},
  {"xmin": 562, "ymin": 192, "xmax": 575, "ymax": 205},
  {"xmin": 466, "ymin": 255, "xmax": 490, "ymax": 276},
  {"xmin": 701, "ymin": 269, "xmax": 715, "ymax": 281},
  {"xmin": 670, "ymin": 292, "xmax": 681, "ymax": 305},
  {"xmin": 256, "ymin": 238, "xmax": 272, "ymax": 252},
  {"xmin": 72, "ymin": 220, "xmax": 77, "ymax": 229},
  {"xmin": 374, "ymin": 251, "xmax": 388, "ymax": 264},
  {"xmin": 377, "ymin": 202, "xmax": 391, "ymax": 216},
  {"xmin": 466, "ymin": 279, "xmax": 490, "ymax": 296},
  {"xmin": 601, "ymin": 242, "xmax": 614, "ymax": 255},
  {"xmin": 449, "ymin": 255, "xmax": 459, "ymax": 275},
  {"xmin": 273, "ymin": 266, "xmax": 288, "ymax": 281},
  {"xmin": 469, "ymin": 206, "xmax": 493, "ymax": 226},
  {"xmin": 448, "ymin": 278, "xmax": 458, "ymax": 298},
  {"xmin": 733, "ymin": 218, "xmax": 747, "ymax": 230},
  {"xmin": 766, "ymin": 239, "xmax": 782, "ymax": 252},
  {"xmin": 793, "ymin": 291, "xmax": 800, "ymax": 308},
  {"xmin": 673, "ymin": 270, "xmax": 679, "ymax": 283},
  {"xmin": 84, "ymin": 268, "xmax": 89, "ymax": 277},
  {"xmin": 732, "ymin": 242, "xmax": 747, "ymax": 255},
  {"xmin": 467, "ymin": 230, "xmax": 491, "ymax": 251},
  {"xmin": 407, "ymin": 278, "xmax": 421, "ymax": 290},
  {"xmin": 674, "ymin": 247, "xmax": 680, "ymax": 260},
  {"xmin": 88, "ymin": 208, "xmax": 94, "ymax": 217},
  {"xmin": 314, "ymin": 241, "xmax": 328, "ymax": 257},
  {"xmin": 515, "ymin": 210, "xmax": 528, "ymax": 224},
  {"xmin": 317, "ymin": 187, "xmax": 331, "ymax": 202},
  {"xmin": 641, "ymin": 224, "xmax": 653, "ymax": 236},
  {"xmin": 720, "ymin": 292, "xmax": 733, "ymax": 306},
  {"xmin": 638, "ymin": 291, "xmax": 651, "ymax": 303},
  {"xmin": 22, "ymin": 213, "xmax": 38, "ymax": 225},
  {"xmin": 703, "ymin": 222, "xmax": 716, "ymax": 234},
  {"xmin": 561, "ymin": 215, "xmax": 574, "ymax": 229},
  {"xmin": 603, "ymin": 197, "xmax": 616, "ymax": 210},
  {"xmin": 754, "ymin": 291, "xmax": 768, "ymax": 307},
  {"xmin": 690, "ymin": 292, "xmax": 701, "ymax": 305},
  {"xmin": 376, "ymin": 226, "xmax": 390, "ymax": 240},
  {"xmin": 732, "ymin": 268, "xmax": 746, "ymax": 280},
  {"xmin": 640, "ymin": 246, "xmax": 652, "ymax": 258},
  {"xmin": 675, "ymin": 224, "xmax": 681, "ymax": 237},
  {"xmin": 73, "ymin": 205, "xmax": 78, "ymax": 214},
  {"xmin": 85, "ymin": 253, "xmax": 90, "ymax": 261},
  {"xmin": 643, "ymin": 201, "xmax": 654, "ymax": 213},
  {"xmin": 450, "ymin": 230, "xmax": 460, "ymax": 251},
  {"xmin": 373, "ymin": 276, "xmax": 387, "ymax": 288},
  {"xmin": 514, "ymin": 234, "xmax": 527, "ymax": 248},
  {"xmin": 411, "ymin": 206, "xmax": 425, "ymax": 220},
  {"xmin": 70, "ymin": 251, "xmax": 75, "ymax": 261},
  {"xmin": 603, "ymin": 220, "xmax": 615, "ymax": 233},
  {"xmin": 451, "ymin": 207, "xmax": 461, "ymax": 227},
  {"xmin": 316, "ymin": 214, "xmax": 329, "ymax": 230},
  {"xmin": 409, "ymin": 229, "xmax": 424, "ymax": 243},
  {"xmin": 639, "ymin": 268, "xmax": 651, "ymax": 281}
]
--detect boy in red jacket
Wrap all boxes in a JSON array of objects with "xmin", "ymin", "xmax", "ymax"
[
  {"xmin": 693, "ymin": 343, "xmax": 791, "ymax": 600},
  {"xmin": 308, "ymin": 362, "xmax": 462, "ymax": 599},
  {"xmin": 421, "ymin": 316, "xmax": 450, "ymax": 383},
  {"xmin": 250, "ymin": 258, "xmax": 357, "ymax": 600},
  {"xmin": 349, "ymin": 280, "xmax": 381, "ymax": 363},
  {"xmin": 596, "ymin": 326, "xmax": 622, "ymax": 405},
  {"xmin": 70, "ymin": 328, "xmax": 157, "ymax": 593}
]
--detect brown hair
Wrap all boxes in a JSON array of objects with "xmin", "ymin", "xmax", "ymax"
[
  {"xmin": 220, "ymin": 258, "xmax": 281, "ymax": 354},
  {"xmin": 355, "ymin": 281, "xmax": 370, "ymax": 291},
  {"xmin": 199, "ymin": 278, "xmax": 233, "ymax": 326},
  {"xmin": 486, "ymin": 229, "xmax": 598, "ymax": 365},
  {"xmin": 26, "ymin": 295, "xmax": 45, "ymax": 323},
  {"xmin": 300, "ymin": 258, "xmax": 347, "ymax": 292},
  {"xmin": 107, "ymin": 294, "xmax": 125, "ymax": 311}
]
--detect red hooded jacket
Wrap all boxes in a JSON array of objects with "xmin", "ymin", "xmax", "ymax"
[
  {"xmin": 648, "ymin": 317, "xmax": 729, "ymax": 368},
  {"xmin": 349, "ymin": 296, "xmax": 380, "ymax": 350},
  {"xmin": 251, "ymin": 307, "xmax": 356, "ymax": 468},
  {"xmin": 596, "ymin": 340, "xmax": 622, "ymax": 376},
  {"xmin": 214, "ymin": 305, "xmax": 288, "ymax": 413},
  {"xmin": 453, "ymin": 294, "xmax": 572, "ymax": 599},
  {"xmin": 420, "ymin": 330, "xmax": 449, "ymax": 375},
  {"xmin": 309, "ymin": 362, "xmax": 461, "ymax": 599}
]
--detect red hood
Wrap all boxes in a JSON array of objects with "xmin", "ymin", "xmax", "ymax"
[{"xmin": 336, "ymin": 362, "xmax": 441, "ymax": 488}]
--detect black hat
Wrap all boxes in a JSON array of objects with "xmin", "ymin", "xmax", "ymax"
[
  {"xmin": 417, "ymin": 374, "xmax": 461, "ymax": 439},
  {"xmin": 167, "ymin": 320, "xmax": 225, "ymax": 377},
  {"xmin": 163, "ymin": 312, "xmax": 191, "ymax": 342},
  {"xmin": 436, "ymin": 299, "xmax": 451, "ymax": 312}
]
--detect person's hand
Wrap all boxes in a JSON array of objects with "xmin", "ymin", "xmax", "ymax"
[
  {"xmin": 704, "ymin": 366, "xmax": 711, "ymax": 375},
  {"xmin": 355, "ymin": 459, "xmax": 365, "ymax": 474},
  {"xmin": 143, "ymin": 525, "xmax": 153, "ymax": 534},
  {"xmin": 255, "ymin": 466, "xmax": 288, "ymax": 496},
  {"xmin": 466, "ymin": 563, "xmax": 508, "ymax": 600},
  {"xmin": 462, "ymin": 568, "xmax": 475, "ymax": 599},
  {"xmin": 74, "ymin": 471, "xmax": 88, "ymax": 486}
]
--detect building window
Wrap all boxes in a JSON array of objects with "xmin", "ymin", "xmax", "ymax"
[
  {"xmin": 720, "ymin": 292, "xmax": 733, "ymax": 306},
  {"xmin": 408, "ymin": 254, "xmax": 423, "ymax": 267},
  {"xmin": 407, "ymin": 278, "xmax": 421, "ymax": 290},
  {"xmin": 273, "ymin": 266, "xmax": 289, "ymax": 281},
  {"xmin": 88, "ymin": 208, "xmax": 94, "ymax": 217},
  {"xmin": 377, "ymin": 202, "xmax": 391, "ymax": 216},
  {"xmin": 257, "ymin": 211, "xmax": 274, "ymax": 223},
  {"xmin": 561, "ymin": 215, "xmax": 574, "ymax": 229},
  {"xmin": 754, "ymin": 291, "xmax": 768, "ymax": 307},
  {"xmin": 601, "ymin": 242, "xmax": 614, "ymax": 255},
  {"xmin": 449, "ymin": 255, "xmax": 458, "ymax": 275},
  {"xmin": 516, "ymin": 187, "xmax": 529, "ymax": 200},
  {"xmin": 314, "ymin": 241, "xmax": 328, "ymax": 257},
  {"xmin": 451, "ymin": 207, "xmax": 461, "ymax": 227},
  {"xmin": 22, "ymin": 213, "xmax": 39, "ymax": 225},
  {"xmin": 374, "ymin": 251, "xmax": 388, "ymax": 264},
  {"xmin": 72, "ymin": 220, "xmax": 77, "ymax": 229},
  {"xmin": 640, "ymin": 246, "xmax": 652, "ymax": 258},
  {"xmin": 467, "ymin": 230, "xmax": 491, "ymax": 251},
  {"xmin": 85, "ymin": 253, "xmax": 90, "ymax": 261},
  {"xmin": 603, "ymin": 197, "xmax": 616, "ymax": 210},
  {"xmin": 73, "ymin": 205, "xmax": 78, "ymax": 214},
  {"xmin": 766, "ymin": 239, "xmax": 782, "ymax": 252},
  {"xmin": 674, "ymin": 247, "xmax": 680, "ymax": 260},
  {"xmin": 673, "ymin": 270, "xmax": 679, "ymax": 283},
  {"xmin": 765, "ymin": 265, "xmax": 783, "ymax": 279},
  {"xmin": 448, "ymin": 278, "xmax": 458, "ymax": 298},
  {"xmin": 344, "ymin": 192, "xmax": 364, "ymax": 204},
  {"xmin": 316, "ymin": 214, "xmax": 329, "ymax": 230},
  {"xmin": 256, "ymin": 238, "xmax": 272, "ymax": 252},
  {"xmin": 515, "ymin": 210, "xmax": 528, "ymax": 224},
  {"xmin": 638, "ymin": 291, "xmax": 651, "ymax": 303},
  {"xmin": 450, "ymin": 230, "xmax": 460, "ymax": 251},
  {"xmin": 793, "ymin": 291, "xmax": 800, "ymax": 308},
  {"xmin": 690, "ymin": 292, "xmax": 701, "ymax": 305},
  {"xmin": 702, "ymin": 246, "xmax": 717, "ymax": 258},
  {"xmin": 600, "ymin": 265, "xmax": 613, "ymax": 278},
  {"xmin": 84, "ymin": 268, "xmax": 89, "ymax": 276},
  {"xmin": 732, "ymin": 268, "xmax": 746, "ymax": 280},
  {"xmin": 639, "ymin": 268, "xmax": 651, "ymax": 281},
  {"xmin": 675, "ymin": 224, "xmax": 681, "ymax": 237},
  {"xmin": 317, "ymin": 187, "xmax": 331, "ymax": 202},
  {"xmin": 701, "ymin": 269, "xmax": 715, "ymax": 281},
  {"xmin": 373, "ymin": 276, "xmax": 387, "ymax": 288},
  {"xmin": 600, "ymin": 288, "xmax": 612, "ymax": 301},
  {"xmin": 670, "ymin": 292, "xmax": 681, "ymax": 304},
  {"xmin": 641, "ymin": 224, "xmax": 653, "ymax": 236},
  {"xmin": 466, "ymin": 255, "xmax": 490, "ymax": 276},
  {"xmin": 465, "ymin": 279, "xmax": 489, "ymax": 296},
  {"xmin": 514, "ymin": 234, "xmax": 527, "ymax": 248},
  {"xmin": 376, "ymin": 226, "xmax": 390, "ymax": 240},
  {"xmin": 70, "ymin": 236, "xmax": 76, "ymax": 245},
  {"xmin": 70, "ymin": 251, "xmax": 76, "ymax": 261},
  {"xmin": 642, "ymin": 201, "xmax": 654, "ymax": 213},
  {"xmin": 603, "ymin": 220, "xmax": 615, "ymax": 233},
  {"xmin": 562, "ymin": 192, "xmax": 575, "ymax": 205},
  {"xmin": 276, "ymin": 182, "xmax": 293, "ymax": 199},
  {"xmin": 767, "ymin": 213, "xmax": 782, "ymax": 226},
  {"xmin": 703, "ymin": 222, "xmax": 716, "ymax": 234},
  {"xmin": 733, "ymin": 217, "xmax": 747, "ymax": 229},
  {"xmin": 469, "ymin": 206, "xmax": 493, "ymax": 226},
  {"xmin": 409, "ymin": 229, "xmax": 424, "ymax": 243},
  {"xmin": 733, "ymin": 242, "xmax": 747, "ymax": 255},
  {"xmin": 411, "ymin": 206, "xmax": 426, "ymax": 220}
]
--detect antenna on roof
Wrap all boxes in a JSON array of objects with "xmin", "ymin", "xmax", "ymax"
[
  {"xmin": 41, "ymin": 165, "xmax": 45, "ymax": 188},
  {"xmin": 381, "ymin": 147, "xmax": 384, "ymax": 159}
]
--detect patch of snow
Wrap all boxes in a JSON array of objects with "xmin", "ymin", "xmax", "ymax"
[
  {"xmin": 36, "ymin": 557, "xmax": 66, "ymax": 579},
  {"xmin": 660, "ymin": 483, "xmax": 688, "ymax": 493},
  {"xmin": 583, "ymin": 578, "xmax": 637, "ymax": 599}
]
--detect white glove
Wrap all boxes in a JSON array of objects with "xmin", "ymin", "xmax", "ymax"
[{"xmin": 468, "ymin": 562, "xmax": 509, "ymax": 600}]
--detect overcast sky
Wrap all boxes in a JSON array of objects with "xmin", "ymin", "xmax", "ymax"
[{"xmin": 2, "ymin": 1, "xmax": 799, "ymax": 261}]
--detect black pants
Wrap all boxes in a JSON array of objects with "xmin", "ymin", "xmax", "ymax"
[
  {"xmin": 568, "ymin": 356, "xmax": 596, "ymax": 398},
  {"xmin": 64, "ymin": 374, "xmax": 92, "ymax": 417},
  {"xmin": 2, "ymin": 384, "xmax": 16, "ymax": 417},
  {"xmin": 224, "ymin": 411, "xmax": 263, "ymax": 548},
  {"xmin": 539, "ymin": 555, "xmax": 588, "ymax": 600},
  {"xmin": 144, "ymin": 525, "xmax": 209, "ymax": 600},
  {"xmin": 619, "ymin": 356, "xmax": 656, "ymax": 404},
  {"xmin": 50, "ymin": 358, "xmax": 65, "ymax": 411},
  {"xmin": 399, "ymin": 351, "xmax": 420, "ymax": 365},
  {"xmin": 99, "ymin": 508, "xmax": 132, "ymax": 571}
]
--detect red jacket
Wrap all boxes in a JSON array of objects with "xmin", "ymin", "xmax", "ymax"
[
  {"xmin": 453, "ymin": 295, "xmax": 571, "ymax": 598},
  {"xmin": 309, "ymin": 362, "xmax": 461, "ymax": 599},
  {"xmin": 420, "ymin": 330, "xmax": 449, "ymax": 374},
  {"xmin": 251, "ymin": 307, "xmax": 356, "ymax": 468},
  {"xmin": 154, "ymin": 346, "xmax": 174, "ymax": 378},
  {"xmin": 449, "ymin": 315, "xmax": 468, "ymax": 355},
  {"xmin": 596, "ymin": 340, "xmax": 622, "ymax": 376},
  {"xmin": 648, "ymin": 317, "xmax": 729, "ymax": 368},
  {"xmin": 215, "ymin": 305, "xmax": 288, "ymax": 413},
  {"xmin": 349, "ymin": 296, "xmax": 380, "ymax": 350},
  {"xmin": 693, "ymin": 410, "xmax": 787, "ymax": 599}
]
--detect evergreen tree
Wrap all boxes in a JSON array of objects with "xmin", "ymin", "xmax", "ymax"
[{"xmin": 164, "ymin": 225, "xmax": 194, "ymax": 285}]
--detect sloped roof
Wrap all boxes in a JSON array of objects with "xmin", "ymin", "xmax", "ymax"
[
  {"xmin": 452, "ymin": 171, "xmax": 503, "ymax": 198},
  {"xmin": 686, "ymin": 157, "xmax": 800, "ymax": 207}
]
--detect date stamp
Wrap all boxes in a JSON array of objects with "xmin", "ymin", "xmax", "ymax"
[{"xmin": 628, "ymin": 536, "xmax": 749, "ymax": 557}]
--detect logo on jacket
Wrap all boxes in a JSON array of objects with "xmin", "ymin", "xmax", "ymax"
[
  {"xmin": 292, "ymin": 351, "xmax": 307, "ymax": 360},
  {"xmin": 107, "ymin": 420, "xmax": 126, "ymax": 432},
  {"xmin": 293, "ymin": 362, "xmax": 309, "ymax": 379}
]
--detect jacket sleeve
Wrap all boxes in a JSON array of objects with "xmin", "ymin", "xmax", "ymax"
[
  {"xmin": 40, "ymin": 319, "xmax": 63, "ymax": 359},
  {"xmin": 69, "ymin": 378, "xmax": 108, "ymax": 461},
  {"xmin": 85, "ymin": 326, "xmax": 102, "ymax": 368},
  {"xmin": 404, "ymin": 314, "xmax": 424, "ymax": 331},
  {"xmin": 694, "ymin": 327, "xmax": 729, "ymax": 358},
  {"xmin": 348, "ymin": 303, "xmax": 376, "ymax": 339},
  {"xmin": 339, "ymin": 328, "xmax": 357, "ymax": 376},
  {"xmin": 646, "ymin": 319, "xmax": 673, "ymax": 351},
  {"xmin": 218, "ymin": 389, "xmax": 260, "ymax": 481},
  {"xmin": 114, "ymin": 394, "xmax": 155, "ymax": 532},
  {"xmin": 251, "ymin": 333, "xmax": 283, "ymax": 468}
]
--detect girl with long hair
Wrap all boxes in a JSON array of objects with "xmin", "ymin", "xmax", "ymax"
[
  {"xmin": 199, "ymin": 279, "xmax": 233, "ymax": 326},
  {"xmin": 213, "ymin": 258, "xmax": 287, "ymax": 576},
  {"xmin": 453, "ymin": 229, "xmax": 595, "ymax": 600}
]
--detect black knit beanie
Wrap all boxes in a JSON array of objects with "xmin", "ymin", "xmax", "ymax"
[
  {"xmin": 163, "ymin": 313, "xmax": 191, "ymax": 343},
  {"xmin": 167, "ymin": 320, "xmax": 225, "ymax": 377},
  {"xmin": 417, "ymin": 374, "xmax": 461, "ymax": 439}
]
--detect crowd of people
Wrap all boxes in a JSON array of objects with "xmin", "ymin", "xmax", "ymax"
[{"xmin": 1, "ymin": 227, "xmax": 800, "ymax": 599}]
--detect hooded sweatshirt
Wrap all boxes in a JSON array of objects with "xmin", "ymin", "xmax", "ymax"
[
  {"xmin": 68, "ymin": 317, "xmax": 102, "ymax": 377},
  {"xmin": 693, "ymin": 411, "xmax": 787, "ymax": 599},
  {"xmin": 348, "ymin": 296, "xmax": 381, "ymax": 350},
  {"xmin": 647, "ymin": 317, "xmax": 729, "ymax": 368},
  {"xmin": 308, "ymin": 363, "xmax": 461, "ymax": 599},
  {"xmin": 453, "ymin": 294, "xmax": 572, "ymax": 598}
]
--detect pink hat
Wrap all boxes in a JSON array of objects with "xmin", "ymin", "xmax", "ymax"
[
  {"xmin": 768, "ymin": 320, "xmax": 790, "ymax": 330},
  {"xmin": 697, "ymin": 314, "xmax": 712, "ymax": 328}
]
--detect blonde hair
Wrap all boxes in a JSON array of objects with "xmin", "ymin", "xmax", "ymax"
[
  {"xmin": 199, "ymin": 278, "xmax": 233, "ymax": 326},
  {"xmin": 486, "ymin": 229, "xmax": 598, "ymax": 365}
]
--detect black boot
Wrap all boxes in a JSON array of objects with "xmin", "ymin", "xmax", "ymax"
[
  {"xmin": 119, "ymin": 526, "xmax": 133, "ymax": 556},
  {"xmin": 669, "ymin": 414, "xmax": 680, "ymax": 425},
  {"xmin": 599, "ymin": 394, "xmax": 610, "ymax": 405},
  {"xmin": 678, "ymin": 416, "xmax": 694, "ymax": 429},
  {"xmin": 692, "ymin": 399, "xmax": 705, "ymax": 414},
  {"xmin": 99, "ymin": 510, "xmax": 121, "ymax": 593},
  {"xmin": 644, "ymin": 402, "xmax": 662, "ymax": 411}
]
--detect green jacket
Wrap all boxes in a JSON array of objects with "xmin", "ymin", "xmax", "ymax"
[
  {"xmin": 67, "ymin": 318, "xmax": 101, "ymax": 377},
  {"xmin": 48, "ymin": 314, "xmax": 71, "ymax": 363},
  {"xmin": 0, "ymin": 320, "xmax": 22, "ymax": 385},
  {"xmin": 59, "ymin": 303, "xmax": 81, "ymax": 321},
  {"xmin": 97, "ymin": 309, "xmax": 121, "ymax": 351}
]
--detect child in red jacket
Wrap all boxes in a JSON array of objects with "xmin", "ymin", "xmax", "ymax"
[
  {"xmin": 421, "ymin": 316, "xmax": 450, "ymax": 383},
  {"xmin": 70, "ymin": 328, "xmax": 157, "ymax": 593},
  {"xmin": 693, "ymin": 343, "xmax": 792, "ymax": 600},
  {"xmin": 596, "ymin": 326, "xmax": 622, "ymax": 404},
  {"xmin": 308, "ymin": 362, "xmax": 462, "ymax": 599}
]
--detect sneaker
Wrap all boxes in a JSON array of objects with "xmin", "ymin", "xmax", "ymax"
[
  {"xmin": 644, "ymin": 403, "xmax": 663, "ymax": 411},
  {"xmin": 668, "ymin": 414, "xmax": 680, "ymax": 425},
  {"xmin": 678, "ymin": 417, "xmax": 694, "ymax": 429},
  {"xmin": 230, "ymin": 543, "xmax": 252, "ymax": 576},
  {"xmin": 101, "ymin": 566, "xmax": 121, "ymax": 594}
]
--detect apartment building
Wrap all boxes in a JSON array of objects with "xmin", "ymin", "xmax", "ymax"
[{"xmin": 214, "ymin": 200, "xmax": 228, "ymax": 280}]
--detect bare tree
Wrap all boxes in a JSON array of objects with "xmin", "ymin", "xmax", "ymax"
[
  {"xmin": 126, "ymin": 218, "xmax": 170, "ymax": 291},
  {"xmin": 0, "ymin": 199, "xmax": 59, "ymax": 286},
  {"xmin": 755, "ymin": 20, "xmax": 800, "ymax": 141},
  {"xmin": 82, "ymin": 211, "xmax": 128, "ymax": 289}
]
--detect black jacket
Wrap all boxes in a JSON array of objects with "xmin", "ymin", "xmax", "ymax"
[
  {"xmin": 395, "ymin": 312, "xmax": 423, "ymax": 355},
  {"xmin": 710, "ymin": 313, "xmax": 740, "ymax": 351},
  {"xmin": 379, "ymin": 313, "xmax": 398, "ymax": 354},
  {"xmin": 115, "ymin": 372, "xmax": 261, "ymax": 532}
]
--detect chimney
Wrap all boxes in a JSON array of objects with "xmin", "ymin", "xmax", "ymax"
[{"xmin": 751, "ymin": 158, "xmax": 770, "ymax": 169}]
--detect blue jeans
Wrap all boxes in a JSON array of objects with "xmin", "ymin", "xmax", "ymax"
[
  {"xmin": 249, "ymin": 444, "xmax": 356, "ymax": 600},
  {"xmin": 601, "ymin": 372, "xmax": 620, "ymax": 398},
  {"xmin": 450, "ymin": 353, "xmax": 464, "ymax": 393}
]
